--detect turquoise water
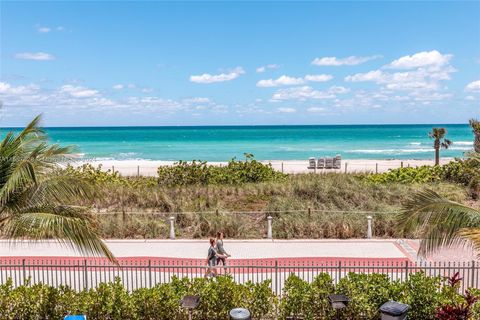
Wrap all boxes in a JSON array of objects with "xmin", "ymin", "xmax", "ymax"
[{"xmin": 0, "ymin": 125, "xmax": 474, "ymax": 161}]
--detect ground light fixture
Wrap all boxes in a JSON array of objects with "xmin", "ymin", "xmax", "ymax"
[
  {"xmin": 180, "ymin": 295, "xmax": 201, "ymax": 320},
  {"xmin": 379, "ymin": 301, "xmax": 410, "ymax": 320},
  {"xmin": 229, "ymin": 307, "xmax": 251, "ymax": 320},
  {"xmin": 328, "ymin": 294, "xmax": 350, "ymax": 320}
]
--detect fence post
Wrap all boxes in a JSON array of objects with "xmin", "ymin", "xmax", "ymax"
[
  {"xmin": 84, "ymin": 259, "xmax": 88, "ymax": 290},
  {"xmin": 281, "ymin": 162, "xmax": 284, "ymax": 173},
  {"xmin": 471, "ymin": 260, "xmax": 476, "ymax": 288},
  {"xmin": 148, "ymin": 259, "xmax": 152, "ymax": 288},
  {"xmin": 400, "ymin": 161, "xmax": 403, "ymax": 168},
  {"xmin": 308, "ymin": 207, "xmax": 311, "ymax": 218},
  {"xmin": 169, "ymin": 216, "xmax": 176, "ymax": 240},
  {"xmin": 344, "ymin": 162, "xmax": 348, "ymax": 173},
  {"xmin": 337, "ymin": 261, "xmax": 342, "ymax": 284},
  {"xmin": 112, "ymin": 165, "xmax": 115, "ymax": 173},
  {"xmin": 274, "ymin": 260, "xmax": 278, "ymax": 296},
  {"xmin": 367, "ymin": 216, "xmax": 373, "ymax": 239},
  {"xmin": 405, "ymin": 260, "xmax": 409, "ymax": 280},
  {"xmin": 22, "ymin": 259, "xmax": 26, "ymax": 285},
  {"xmin": 137, "ymin": 165, "xmax": 140, "ymax": 177},
  {"xmin": 375, "ymin": 163, "xmax": 378, "ymax": 174},
  {"xmin": 267, "ymin": 216, "xmax": 273, "ymax": 239}
]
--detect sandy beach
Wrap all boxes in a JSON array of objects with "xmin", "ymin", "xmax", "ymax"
[{"xmin": 68, "ymin": 158, "xmax": 454, "ymax": 177}]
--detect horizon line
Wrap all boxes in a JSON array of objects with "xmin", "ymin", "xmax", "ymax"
[{"xmin": 0, "ymin": 122, "xmax": 472, "ymax": 129}]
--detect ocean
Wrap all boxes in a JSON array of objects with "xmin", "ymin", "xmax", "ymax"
[{"xmin": 1, "ymin": 124, "xmax": 474, "ymax": 161}]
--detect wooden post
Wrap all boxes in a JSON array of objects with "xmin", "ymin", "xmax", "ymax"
[
  {"xmin": 367, "ymin": 216, "xmax": 373, "ymax": 239},
  {"xmin": 308, "ymin": 207, "xmax": 311, "ymax": 218},
  {"xmin": 344, "ymin": 162, "xmax": 348, "ymax": 173},
  {"xmin": 137, "ymin": 165, "xmax": 140, "ymax": 177},
  {"xmin": 400, "ymin": 161, "xmax": 403, "ymax": 168},
  {"xmin": 281, "ymin": 162, "xmax": 284, "ymax": 173},
  {"xmin": 169, "ymin": 216, "xmax": 175, "ymax": 240},
  {"xmin": 267, "ymin": 216, "xmax": 273, "ymax": 239},
  {"xmin": 375, "ymin": 163, "xmax": 378, "ymax": 174},
  {"xmin": 112, "ymin": 165, "xmax": 115, "ymax": 173}
]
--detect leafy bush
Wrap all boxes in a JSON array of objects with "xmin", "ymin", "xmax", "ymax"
[
  {"xmin": 336, "ymin": 273, "xmax": 394, "ymax": 319},
  {"xmin": 367, "ymin": 157, "xmax": 480, "ymax": 195},
  {"xmin": 1, "ymin": 273, "xmax": 479, "ymax": 319},
  {"xmin": 157, "ymin": 159, "xmax": 287, "ymax": 186}
]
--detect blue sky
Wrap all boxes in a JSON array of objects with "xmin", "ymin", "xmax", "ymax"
[{"xmin": 1, "ymin": 1, "xmax": 479, "ymax": 127}]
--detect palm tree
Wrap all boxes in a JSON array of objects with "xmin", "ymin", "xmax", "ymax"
[
  {"xmin": 398, "ymin": 189, "xmax": 480, "ymax": 256},
  {"xmin": 469, "ymin": 119, "xmax": 480, "ymax": 153},
  {"xmin": 0, "ymin": 116, "xmax": 116, "ymax": 262},
  {"xmin": 429, "ymin": 128, "xmax": 452, "ymax": 166}
]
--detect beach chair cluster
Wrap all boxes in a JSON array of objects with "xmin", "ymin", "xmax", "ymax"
[{"xmin": 308, "ymin": 155, "xmax": 341, "ymax": 170}]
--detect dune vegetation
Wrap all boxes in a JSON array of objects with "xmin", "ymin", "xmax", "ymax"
[{"xmin": 58, "ymin": 159, "xmax": 477, "ymax": 239}]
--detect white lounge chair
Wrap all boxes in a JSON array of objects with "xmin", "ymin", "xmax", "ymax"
[
  {"xmin": 317, "ymin": 157, "xmax": 325, "ymax": 169},
  {"xmin": 333, "ymin": 155, "xmax": 342, "ymax": 169},
  {"xmin": 308, "ymin": 157, "xmax": 316, "ymax": 169},
  {"xmin": 325, "ymin": 157, "xmax": 334, "ymax": 169}
]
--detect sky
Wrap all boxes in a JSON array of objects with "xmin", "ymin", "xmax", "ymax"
[{"xmin": 0, "ymin": 0, "xmax": 479, "ymax": 127}]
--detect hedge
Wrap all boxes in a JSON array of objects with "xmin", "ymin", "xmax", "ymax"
[{"xmin": 0, "ymin": 272, "xmax": 479, "ymax": 320}]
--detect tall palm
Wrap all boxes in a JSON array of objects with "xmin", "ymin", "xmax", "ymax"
[
  {"xmin": 398, "ymin": 189, "xmax": 480, "ymax": 256},
  {"xmin": 469, "ymin": 119, "xmax": 480, "ymax": 153},
  {"xmin": 0, "ymin": 116, "xmax": 116, "ymax": 262},
  {"xmin": 429, "ymin": 128, "xmax": 452, "ymax": 166}
]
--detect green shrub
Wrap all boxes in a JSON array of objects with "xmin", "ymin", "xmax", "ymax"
[
  {"xmin": 157, "ymin": 159, "xmax": 287, "ymax": 186},
  {"xmin": 336, "ymin": 273, "xmax": 393, "ymax": 319},
  {"xmin": 366, "ymin": 158, "xmax": 480, "ymax": 192},
  {"xmin": 1, "ymin": 273, "xmax": 480, "ymax": 319}
]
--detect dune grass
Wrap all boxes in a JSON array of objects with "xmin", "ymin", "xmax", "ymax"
[{"xmin": 83, "ymin": 173, "xmax": 468, "ymax": 239}]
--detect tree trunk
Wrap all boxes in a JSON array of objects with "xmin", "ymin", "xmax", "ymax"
[
  {"xmin": 474, "ymin": 132, "xmax": 480, "ymax": 153},
  {"xmin": 435, "ymin": 146, "xmax": 440, "ymax": 165}
]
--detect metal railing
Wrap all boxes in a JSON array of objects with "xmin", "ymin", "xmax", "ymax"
[{"xmin": 1, "ymin": 258, "xmax": 478, "ymax": 295}]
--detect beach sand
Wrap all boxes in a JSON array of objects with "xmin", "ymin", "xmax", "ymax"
[{"xmin": 68, "ymin": 158, "xmax": 454, "ymax": 176}]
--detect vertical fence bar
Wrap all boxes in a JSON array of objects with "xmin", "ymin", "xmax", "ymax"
[
  {"xmin": 84, "ymin": 259, "xmax": 88, "ymax": 290},
  {"xmin": 471, "ymin": 260, "xmax": 475, "ymax": 289},
  {"xmin": 274, "ymin": 260, "xmax": 278, "ymax": 296},
  {"xmin": 22, "ymin": 259, "xmax": 26, "ymax": 285},
  {"xmin": 148, "ymin": 260, "xmax": 152, "ymax": 288}
]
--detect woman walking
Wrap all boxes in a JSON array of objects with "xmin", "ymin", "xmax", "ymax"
[{"xmin": 204, "ymin": 237, "xmax": 227, "ymax": 278}]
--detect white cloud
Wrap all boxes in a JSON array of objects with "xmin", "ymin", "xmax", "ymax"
[
  {"xmin": 311, "ymin": 55, "xmax": 380, "ymax": 66},
  {"xmin": 257, "ymin": 75, "xmax": 305, "ymax": 87},
  {"xmin": 14, "ymin": 52, "xmax": 55, "ymax": 61},
  {"xmin": 271, "ymin": 86, "xmax": 346, "ymax": 101},
  {"xmin": 307, "ymin": 107, "xmax": 326, "ymax": 113},
  {"xmin": 256, "ymin": 64, "xmax": 279, "ymax": 73},
  {"xmin": 60, "ymin": 85, "xmax": 99, "ymax": 98},
  {"xmin": 304, "ymin": 74, "xmax": 333, "ymax": 82},
  {"xmin": 465, "ymin": 95, "xmax": 476, "ymax": 101},
  {"xmin": 344, "ymin": 50, "xmax": 455, "ymax": 97},
  {"xmin": 345, "ymin": 70, "xmax": 385, "ymax": 82},
  {"xmin": 257, "ymin": 74, "xmax": 333, "ymax": 87},
  {"xmin": 112, "ymin": 84, "xmax": 124, "ymax": 90},
  {"xmin": 277, "ymin": 107, "xmax": 296, "ymax": 113},
  {"xmin": 465, "ymin": 80, "xmax": 480, "ymax": 92},
  {"xmin": 190, "ymin": 67, "xmax": 245, "ymax": 84},
  {"xmin": 385, "ymin": 50, "xmax": 452, "ymax": 69},
  {"xmin": 0, "ymin": 82, "xmax": 40, "ymax": 95},
  {"xmin": 37, "ymin": 26, "xmax": 51, "ymax": 33}
]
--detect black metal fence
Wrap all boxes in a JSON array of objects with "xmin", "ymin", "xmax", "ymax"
[{"xmin": 0, "ymin": 259, "xmax": 478, "ymax": 295}]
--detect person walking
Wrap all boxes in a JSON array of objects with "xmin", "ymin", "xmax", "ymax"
[
  {"xmin": 204, "ymin": 237, "xmax": 226, "ymax": 278},
  {"xmin": 216, "ymin": 231, "xmax": 231, "ymax": 273}
]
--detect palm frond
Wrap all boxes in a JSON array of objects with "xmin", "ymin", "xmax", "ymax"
[
  {"xmin": 398, "ymin": 189, "xmax": 480, "ymax": 256},
  {"xmin": 3, "ymin": 211, "xmax": 116, "ymax": 264}
]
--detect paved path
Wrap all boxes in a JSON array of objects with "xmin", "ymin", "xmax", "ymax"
[{"xmin": 0, "ymin": 239, "xmax": 408, "ymax": 260}]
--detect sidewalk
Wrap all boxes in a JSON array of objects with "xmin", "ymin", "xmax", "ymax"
[{"xmin": 0, "ymin": 238, "xmax": 408, "ymax": 259}]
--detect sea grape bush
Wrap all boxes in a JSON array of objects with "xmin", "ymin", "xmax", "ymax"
[
  {"xmin": 367, "ymin": 157, "xmax": 480, "ymax": 193},
  {"xmin": 0, "ymin": 272, "xmax": 478, "ymax": 320},
  {"xmin": 157, "ymin": 158, "xmax": 287, "ymax": 186}
]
